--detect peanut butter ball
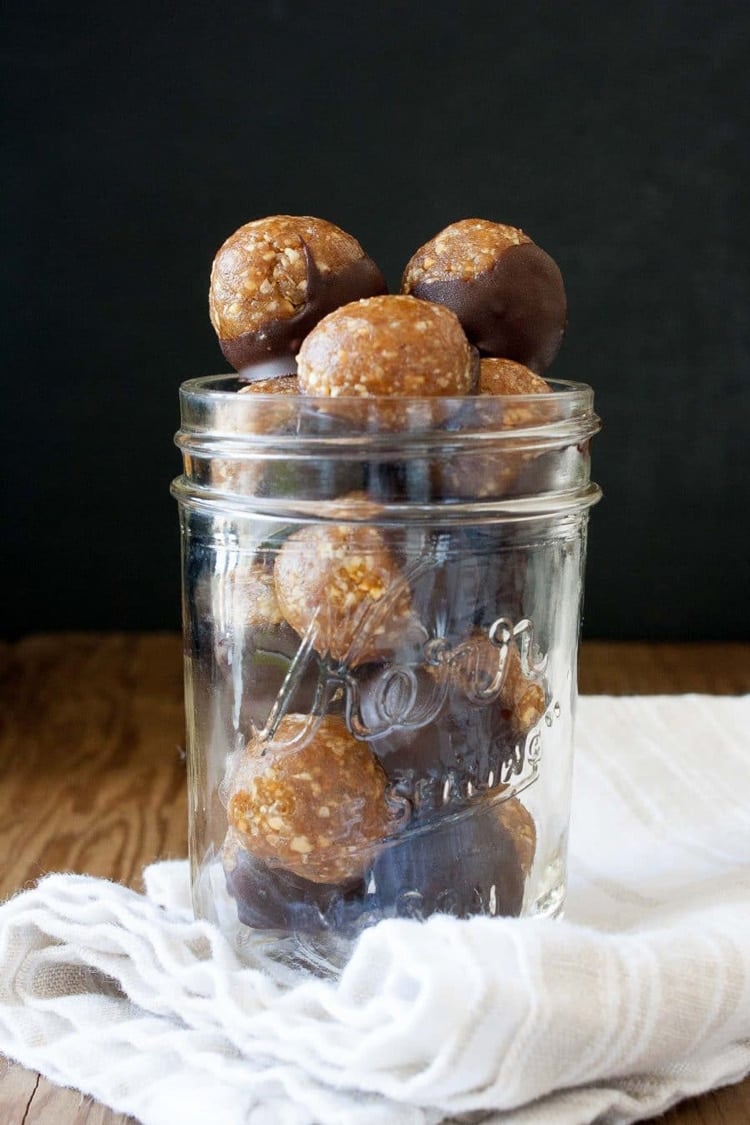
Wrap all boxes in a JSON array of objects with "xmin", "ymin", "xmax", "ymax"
[
  {"xmin": 435, "ymin": 359, "xmax": 556, "ymax": 500},
  {"xmin": 369, "ymin": 797, "xmax": 527, "ymax": 918},
  {"xmin": 274, "ymin": 521, "xmax": 422, "ymax": 665},
  {"xmin": 479, "ymin": 357, "xmax": 550, "ymax": 397},
  {"xmin": 402, "ymin": 219, "xmax": 567, "ymax": 374},
  {"xmin": 296, "ymin": 294, "xmax": 478, "ymax": 397},
  {"xmin": 222, "ymin": 828, "xmax": 367, "ymax": 933},
  {"xmin": 500, "ymin": 641, "xmax": 547, "ymax": 735},
  {"xmin": 451, "ymin": 633, "xmax": 546, "ymax": 736},
  {"xmin": 497, "ymin": 797, "xmax": 536, "ymax": 880},
  {"xmin": 209, "ymin": 215, "xmax": 386, "ymax": 372},
  {"xmin": 227, "ymin": 714, "xmax": 407, "ymax": 884}
]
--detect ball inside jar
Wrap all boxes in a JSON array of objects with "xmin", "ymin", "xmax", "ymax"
[
  {"xmin": 370, "ymin": 795, "xmax": 533, "ymax": 919},
  {"xmin": 274, "ymin": 520, "xmax": 423, "ymax": 666},
  {"xmin": 222, "ymin": 828, "xmax": 367, "ymax": 933},
  {"xmin": 227, "ymin": 713, "xmax": 408, "ymax": 884}
]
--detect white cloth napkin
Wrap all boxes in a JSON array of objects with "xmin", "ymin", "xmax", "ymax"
[{"xmin": 1, "ymin": 695, "xmax": 749, "ymax": 1125}]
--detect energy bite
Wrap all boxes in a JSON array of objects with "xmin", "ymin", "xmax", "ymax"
[
  {"xmin": 361, "ymin": 630, "xmax": 546, "ymax": 818},
  {"xmin": 452, "ymin": 632, "xmax": 547, "ymax": 737},
  {"xmin": 274, "ymin": 520, "xmax": 422, "ymax": 665},
  {"xmin": 499, "ymin": 641, "xmax": 547, "ymax": 735},
  {"xmin": 226, "ymin": 713, "xmax": 408, "ymax": 884},
  {"xmin": 369, "ymin": 795, "xmax": 530, "ymax": 919},
  {"xmin": 402, "ymin": 219, "xmax": 567, "ymax": 374},
  {"xmin": 297, "ymin": 294, "xmax": 478, "ymax": 397},
  {"xmin": 433, "ymin": 359, "xmax": 556, "ymax": 501},
  {"xmin": 222, "ymin": 828, "xmax": 366, "ymax": 933},
  {"xmin": 479, "ymin": 357, "xmax": 549, "ymax": 397},
  {"xmin": 209, "ymin": 215, "xmax": 386, "ymax": 372},
  {"xmin": 498, "ymin": 796, "xmax": 536, "ymax": 880}
]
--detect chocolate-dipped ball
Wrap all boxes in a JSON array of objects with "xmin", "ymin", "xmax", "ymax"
[
  {"xmin": 190, "ymin": 374, "xmax": 301, "ymax": 497},
  {"xmin": 227, "ymin": 713, "xmax": 408, "ymax": 884},
  {"xmin": 402, "ymin": 219, "xmax": 567, "ymax": 374},
  {"xmin": 222, "ymin": 829, "xmax": 366, "ymax": 933},
  {"xmin": 274, "ymin": 520, "xmax": 423, "ymax": 666},
  {"xmin": 209, "ymin": 215, "xmax": 386, "ymax": 372},
  {"xmin": 359, "ymin": 631, "xmax": 546, "ymax": 818},
  {"xmin": 369, "ymin": 798, "xmax": 527, "ymax": 919},
  {"xmin": 453, "ymin": 634, "xmax": 547, "ymax": 737},
  {"xmin": 479, "ymin": 358, "xmax": 553, "ymax": 431},
  {"xmin": 297, "ymin": 294, "xmax": 478, "ymax": 397}
]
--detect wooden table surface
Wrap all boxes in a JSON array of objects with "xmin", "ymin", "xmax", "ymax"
[{"xmin": 1, "ymin": 634, "xmax": 748, "ymax": 1124}]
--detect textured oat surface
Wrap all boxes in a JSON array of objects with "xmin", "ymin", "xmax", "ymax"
[
  {"xmin": 297, "ymin": 294, "xmax": 476, "ymax": 397},
  {"xmin": 274, "ymin": 521, "xmax": 418, "ymax": 664},
  {"xmin": 402, "ymin": 218, "xmax": 530, "ymax": 287},
  {"xmin": 209, "ymin": 215, "xmax": 369, "ymax": 340},
  {"xmin": 227, "ymin": 714, "xmax": 403, "ymax": 883}
]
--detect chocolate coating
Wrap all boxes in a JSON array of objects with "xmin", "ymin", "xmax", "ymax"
[
  {"xmin": 220, "ymin": 241, "xmax": 387, "ymax": 371},
  {"xmin": 406, "ymin": 241, "xmax": 567, "ymax": 374},
  {"xmin": 370, "ymin": 799, "xmax": 526, "ymax": 919},
  {"xmin": 223, "ymin": 830, "xmax": 366, "ymax": 933}
]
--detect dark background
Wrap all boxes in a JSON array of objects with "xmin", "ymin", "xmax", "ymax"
[{"xmin": 3, "ymin": 0, "xmax": 749, "ymax": 641}]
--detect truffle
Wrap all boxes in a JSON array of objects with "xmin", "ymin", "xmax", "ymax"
[
  {"xmin": 434, "ymin": 358, "xmax": 557, "ymax": 500},
  {"xmin": 369, "ymin": 797, "xmax": 529, "ymax": 919},
  {"xmin": 226, "ymin": 713, "xmax": 408, "ymax": 884},
  {"xmin": 222, "ymin": 829, "xmax": 366, "ymax": 933},
  {"xmin": 479, "ymin": 357, "xmax": 550, "ymax": 397},
  {"xmin": 296, "ymin": 294, "xmax": 478, "ymax": 398},
  {"xmin": 209, "ymin": 215, "xmax": 386, "ymax": 372},
  {"xmin": 274, "ymin": 520, "xmax": 423, "ymax": 665},
  {"xmin": 237, "ymin": 375, "xmax": 299, "ymax": 396},
  {"xmin": 402, "ymin": 219, "xmax": 567, "ymax": 373},
  {"xmin": 359, "ymin": 631, "xmax": 546, "ymax": 818},
  {"xmin": 453, "ymin": 633, "xmax": 547, "ymax": 737}
]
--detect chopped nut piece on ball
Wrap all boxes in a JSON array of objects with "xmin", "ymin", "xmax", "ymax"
[
  {"xmin": 227, "ymin": 714, "xmax": 407, "ymax": 884},
  {"xmin": 209, "ymin": 215, "xmax": 386, "ymax": 371},
  {"xmin": 274, "ymin": 521, "xmax": 422, "ymax": 665},
  {"xmin": 297, "ymin": 294, "xmax": 478, "ymax": 398},
  {"xmin": 402, "ymin": 218, "xmax": 567, "ymax": 374}
]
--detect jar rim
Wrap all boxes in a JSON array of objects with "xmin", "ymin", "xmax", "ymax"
[
  {"xmin": 179, "ymin": 372, "xmax": 595, "ymax": 404},
  {"xmin": 174, "ymin": 373, "xmax": 601, "ymax": 518},
  {"xmin": 176, "ymin": 375, "xmax": 600, "ymax": 448}
]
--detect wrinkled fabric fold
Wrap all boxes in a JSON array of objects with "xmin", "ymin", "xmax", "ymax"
[{"xmin": 1, "ymin": 695, "xmax": 749, "ymax": 1125}]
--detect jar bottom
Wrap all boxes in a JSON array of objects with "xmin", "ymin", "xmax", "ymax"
[{"xmin": 198, "ymin": 850, "xmax": 568, "ymax": 976}]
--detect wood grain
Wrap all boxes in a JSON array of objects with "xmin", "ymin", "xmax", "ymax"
[{"xmin": 0, "ymin": 634, "xmax": 748, "ymax": 1124}]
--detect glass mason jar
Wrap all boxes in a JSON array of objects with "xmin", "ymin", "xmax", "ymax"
[{"xmin": 172, "ymin": 375, "xmax": 600, "ymax": 970}]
